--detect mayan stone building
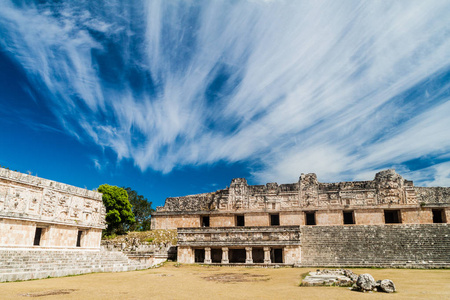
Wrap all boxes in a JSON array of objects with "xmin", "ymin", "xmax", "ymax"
[
  {"xmin": 0, "ymin": 167, "xmax": 146, "ymax": 282},
  {"xmin": 152, "ymin": 170, "xmax": 450, "ymax": 267},
  {"xmin": 0, "ymin": 167, "xmax": 105, "ymax": 248}
]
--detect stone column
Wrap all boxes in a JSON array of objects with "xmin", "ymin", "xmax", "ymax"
[
  {"xmin": 245, "ymin": 247, "xmax": 253, "ymax": 264},
  {"xmin": 221, "ymin": 247, "xmax": 229, "ymax": 264},
  {"xmin": 204, "ymin": 247, "xmax": 212, "ymax": 264},
  {"xmin": 264, "ymin": 247, "xmax": 271, "ymax": 264}
]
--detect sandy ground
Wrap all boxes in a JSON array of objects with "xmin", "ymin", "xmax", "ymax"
[{"xmin": 1, "ymin": 263, "xmax": 449, "ymax": 299}]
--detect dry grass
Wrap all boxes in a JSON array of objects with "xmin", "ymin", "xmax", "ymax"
[{"xmin": 1, "ymin": 263, "xmax": 449, "ymax": 299}]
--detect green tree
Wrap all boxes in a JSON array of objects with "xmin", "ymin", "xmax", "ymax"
[
  {"xmin": 124, "ymin": 187, "xmax": 154, "ymax": 231},
  {"xmin": 98, "ymin": 184, "xmax": 135, "ymax": 235}
]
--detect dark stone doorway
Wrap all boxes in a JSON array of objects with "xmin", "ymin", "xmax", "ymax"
[
  {"xmin": 229, "ymin": 249, "xmax": 246, "ymax": 263},
  {"xmin": 252, "ymin": 248, "xmax": 264, "ymax": 263},
  {"xmin": 271, "ymin": 248, "xmax": 283, "ymax": 263},
  {"xmin": 195, "ymin": 249, "xmax": 205, "ymax": 263},
  {"xmin": 211, "ymin": 248, "xmax": 222, "ymax": 263},
  {"xmin": 33, "ymin": 228, "xmax": 43, "ymax": 246}
]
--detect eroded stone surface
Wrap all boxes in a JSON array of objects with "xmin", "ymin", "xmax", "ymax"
[
  {"xmin": 0, "ymin": 167, "xmax": 105, "ymax": 228},
  {"xmin": 154, "ymin": 169, "xmax": 449, "ymax": 216},
  {"xmin": 378, "ymin": 279, "xmax": 396, "ymax": 293},
  {"xmin": 301, "ymin": 269, "xmax": 356, "ymax": 287},
  {"xmin": 356, "ymin": 274, "xmax": 376, "ymax": 291}
]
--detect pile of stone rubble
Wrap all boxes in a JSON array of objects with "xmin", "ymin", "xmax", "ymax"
[{"xmin": 301, "ymin": 269, "xmax": 396, "ymax": 293}]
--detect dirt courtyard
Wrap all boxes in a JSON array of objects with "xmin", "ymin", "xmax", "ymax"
[{"xmin": 1, "ymin": 263, "xmax": 449, "ymax": 299}]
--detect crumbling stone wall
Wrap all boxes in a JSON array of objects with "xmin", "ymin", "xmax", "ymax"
[
  {"xmin": 300, "ymin": 224, "xmax": 450, "ymax": 268},
  {"xmin": 101, "ymin": 230, "xmax": 177, "ymax": 253}
]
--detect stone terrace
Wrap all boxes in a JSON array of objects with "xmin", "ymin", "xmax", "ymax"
[{"xmin": 0, "ymin": 249, "xmax": 147, "ymax": 282}]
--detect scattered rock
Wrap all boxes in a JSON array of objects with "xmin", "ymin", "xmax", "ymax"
[
  {"xmin": 378, "ymin": 279, "xmax": 396, "ymax": 293},
  {"xmin": 343, "ymin": 269, "xmax": 358, "ymax": 282},
  {"xmin": 301, "ymin": 269, "xmax": 355, "ymax": 287},
  {"xmin": 301, "ymin": 269, "xmax": 396, "ymax": 294},
  {"xmin": 356, "ymin": 274, "xmax": 376, "ymax": 291}
]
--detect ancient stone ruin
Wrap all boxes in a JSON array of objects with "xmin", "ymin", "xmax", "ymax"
[
  {"xmin": 0, "ymin": 167, "xmax": 148, "ymax": 282},
  {"xmin": 1, "ymin": 167, "xmax": 449, "ymax": 282},
  {"xmin": 302, "ymin": 269, "xmax": 396, "ymax": 293},
  {"xmin": 152, "ymin": 169, "xmax": 450, "ymax": 267}
]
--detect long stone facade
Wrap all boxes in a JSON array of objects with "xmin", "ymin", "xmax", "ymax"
[
  {"xmin": 0, "ymin": 167, "xmax": 105, "ymax": 249},
  {"xmin": 152, "ymin": 169, "xmax": 450, "ymax": 267},
  {"xmin": 0, "ymin": 167, "xmax": 156, "ymax": 282}
]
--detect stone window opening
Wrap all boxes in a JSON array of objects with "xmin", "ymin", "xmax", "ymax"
[
  {"xmin": 270, "ymin": 214, "xmax": 280, "ymax": 226},
  {"xmin": 33, "ymin": 227, "xmax": 43, "ymax": 246},
  {"xmin": 236, "ymin": 215, "xmax": 245, "ymax": 226},
  {"xmin": 343, "ymin": 211, "xmax": 355, "ymax": 224},
  {"xmin": 384, "ymin": 210, "xmax": 402, "ymax": 224},
  {"xmin": 305, "ymin": 212, "xmax": 316, "ymax": 225},
  {"xmin": 432, "ymin": 209, "xmax": 446, "ymax": 223},
  {"xmin": 201, "ymin": 216, "xmax": 210, "ymax": 227},
  {"xmin": 76, "ymin": 230, "xmax": 83, "ymax": 247}
]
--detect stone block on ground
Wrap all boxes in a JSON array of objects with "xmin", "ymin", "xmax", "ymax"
[
  {"xmin": 356, "ymin": 273, "xmax": 376, "ymax": 291},
  {"xmin": 301, "ymin": 269, "xmax": 355, "ymax": 287},
  {"xmin": 377, "ymin": 279, "xmax": 396, "ymax": 293}
]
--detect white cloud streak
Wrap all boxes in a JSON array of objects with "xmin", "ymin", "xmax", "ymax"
[{"xmin": 1, "ymin": 0, "xmax": 450, "ymax": 185}]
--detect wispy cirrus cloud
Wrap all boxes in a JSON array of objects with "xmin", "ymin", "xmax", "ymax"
[{"xmin": 1, "ymin": 0, "xmax": 450, "ymax": 185}]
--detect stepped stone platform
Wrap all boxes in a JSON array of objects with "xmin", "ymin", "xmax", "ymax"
[
  {"xmin": 301, "ymin": 224, "xmax": 450, "ymax": 268},
  {"xmin": 0, "ymin": 248, "xmax": 149, "ymax": 282}
]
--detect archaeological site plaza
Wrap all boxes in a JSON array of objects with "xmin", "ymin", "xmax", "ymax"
[
  {"xmin": 1, "ymin": 166, "xmax": 449, "ymax": 282},
  {"xmin": 152, "ymin": 169, "xmax": 450, "ymax": 268}
]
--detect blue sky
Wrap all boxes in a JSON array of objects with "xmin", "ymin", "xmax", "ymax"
[{"xmin": 1, "ymin": 1, "xmax": 450, "ymax": 208}]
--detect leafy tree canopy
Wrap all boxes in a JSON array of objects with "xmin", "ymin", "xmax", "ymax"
[
  {"xmin": 98, "ymin": 184, "xmax": 135, "ymax": 235},
  {"xmin": 124, "ymin": 187, "xmax": 154, "ymax": 231}
]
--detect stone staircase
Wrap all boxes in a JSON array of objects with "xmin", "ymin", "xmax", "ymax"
[
  {"xmin": 300, "ymin": 224, "xmax": 450, "ymax": 268},
  {"xmin": 0, "ymin": 248, "xmax": 148, "ymax": 282}
]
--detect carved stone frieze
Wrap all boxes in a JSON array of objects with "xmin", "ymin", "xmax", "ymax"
[
  {"xmin": 0, "ymin": 167, "xmax": 105, "ymax": 228},
  {"xmin": 177, "ymin": 226, "xmax": 301, "ymax": 247},
  {"xmin": 154, "ymin": 169, "xmax": 450, "ymax": 214}
]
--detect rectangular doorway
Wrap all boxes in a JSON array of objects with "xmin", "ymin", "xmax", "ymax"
[
  {"xmin": 252, "ymin": 248, "xmax": 264, "ymax": 263},
  {"xmin": 211, "ymin": 248, "xmax": 222, "ymax": 263},
  {"xmin": 33, "ymin": 228, "xmax": 43, "ymax": 246},
  {"xmin": 432, "ymin": 209, "xmax": 446, "ymax": 223},
  {"xmin": 384, "ymin": 210, "xmax": 401, "ymax": 223},
  {"xmin": 195, "ymin": 249, "xmax": 205, "ymax": 263},
  {"xmin": 343, "ymin": 211, "xmax": 355, "ymax": 224},
  {"xmin": 229, "ymin": 249, "xmax": 246, "ymax": 263},
  {"xmin": 305, "ymin": 212, "xmax": 316, "ymax": 225},
  {"xmin": 271, "ymin": 248, "xmax": 283, "ymax": 263},
  {"xmin": 76, "ymin": 231, "xmax": 83, "ymax": 247},
  {"xmin": 270, "ymin": 214, "xmax": 280, "ymax": 226},
  {"xmin": 236, "ymin": 215, "xmax": 245, "ymax": 226}
]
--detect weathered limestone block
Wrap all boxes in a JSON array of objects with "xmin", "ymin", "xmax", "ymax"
[
  {"xmin": 356, "ymin": 274, "xmax": 376, "ymax": 291},
  {"xmin": 301, "ymin": 269, "xmax": 355, "ymax": 287},
  {"xmin": 377, "ymin": 279, "xmax": 396, "ymax": 293}
]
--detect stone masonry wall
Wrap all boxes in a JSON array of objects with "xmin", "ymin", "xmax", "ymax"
[
  {"xmin": 300, "ymin": 224, "xmax": 450, "ymax": 268},
  {"xmin": 0, "ymin": 167, "xmax": 106, "ymax": 249},
  {"xmin": 0, "ymin": 168, "xmax": 105, "ymax": 228}
]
